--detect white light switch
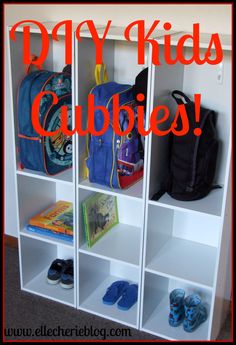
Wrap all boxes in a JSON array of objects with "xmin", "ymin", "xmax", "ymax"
[{"xmin": 217, "ymin": 62, "xmax": 223, "ymax": 84}]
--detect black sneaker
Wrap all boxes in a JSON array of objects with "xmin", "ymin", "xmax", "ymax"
[
  {"xmin": 60, "ymin": 259, "xmax": 74, "ymax": 289},
  {"xmin": 47, "ymin": 259, "xmax": 66, "ymax": 285}
]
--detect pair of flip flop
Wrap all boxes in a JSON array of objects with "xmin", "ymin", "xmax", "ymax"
[
  {"xmin": 102, "ymin": 281, "xmax": 138, "ymax": 311},
  {"xmin": 169, "ymin": 289, "xmax": 207, "ymax": 332}
]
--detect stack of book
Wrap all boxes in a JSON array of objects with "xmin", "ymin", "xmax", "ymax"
[{"xmin": 26, "ymin": 201, "xmax": 73, "ymax": 242}]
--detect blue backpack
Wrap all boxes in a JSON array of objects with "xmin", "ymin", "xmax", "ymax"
[
  {"xmin": 86, "ymin": 82, "xmax": 144, "ymax": 189},
  {"xmin": 17, "ymin": 68, "xmax": 72, "ymax": 175}
]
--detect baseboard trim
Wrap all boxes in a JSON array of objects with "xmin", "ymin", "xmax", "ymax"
[{"xmin": 4, "ymin": 234, "xmax": 18, "ymax": 248}]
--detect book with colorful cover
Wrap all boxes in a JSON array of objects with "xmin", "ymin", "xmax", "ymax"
[
  {"xmin": 26, "ymin": 224, "xmax": 73, "ymax": 242},
  {"xmin": 82, "ymin": 194, "xmax": 119, "ymax": 248},
  {"xmin": 28, "ymin": 201, "xmax": 73, "ymax": 236}
]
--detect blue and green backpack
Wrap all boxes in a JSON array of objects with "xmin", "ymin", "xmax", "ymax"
[{"xmin": 17, "ymin": 65, "xmax": 72, "ymax": 175}]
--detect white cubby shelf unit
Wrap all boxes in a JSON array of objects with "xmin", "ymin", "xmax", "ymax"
[{"xmin": 7, "ymin": 23, "xmax": 231, "ymax": 340}]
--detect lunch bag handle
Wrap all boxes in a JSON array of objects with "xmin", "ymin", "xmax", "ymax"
[{"xmin": 94, "ymin": 63, "xmax": 108, "ymax": 85}]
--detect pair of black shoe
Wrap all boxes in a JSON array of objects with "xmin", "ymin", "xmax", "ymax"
[{"xmin": 47, "ymin": 259, "xmax": 73, "ymax": 289}]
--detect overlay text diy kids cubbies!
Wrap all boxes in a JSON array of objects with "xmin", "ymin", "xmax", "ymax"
[{"xmin": 10, "ymin": 20, "xmax": 224, "ymax": 138}]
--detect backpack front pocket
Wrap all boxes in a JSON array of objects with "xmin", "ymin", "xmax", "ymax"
[
  {"xmin": 86, "ymin": 140, "xmax": 112, "ymax": 186},
  {"xmin": 19, "ymin": 136, "xmax": 44, "ymax": 172}
]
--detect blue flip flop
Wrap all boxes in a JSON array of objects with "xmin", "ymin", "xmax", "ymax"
[
  {"xmin": 117, "ymin": 284, "xmax": 138, "ymax": 311},
  {"xmin": 102, "ymin": 281, "xmax": 129, "ymax": 305}
]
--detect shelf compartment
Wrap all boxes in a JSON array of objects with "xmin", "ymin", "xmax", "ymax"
[
  {"xmin": 78, "ymin": 189, "xmax": 143, "ymax": 265},
  {"xmin": 17, "ymin": 168, "xmax": 73, "ymax": 185},
  {"xmin": 79, "ymin": 253, "xmax": 139, "ymax": 328},
  {"xmin": 17, "ymin": 175, "xmax": 75, "ymax": 245},
  {"xmin": 141, "ymin": 273, "xmax": 212, "ymax": 340},
  {"xmin": 20, "ymin": 236, "xmax": 75, "ymax": 307},
  {"xmin": 10, "ymin": 29, "xmax": 76, "ymax": 185},
  {"xmin": 148, "ymin": 46, "xmax": 231, "ymax": 219},
  {"xmin": 145, "ymin": 205, "xmax": 220, "ymax": 288},
  {"xmin": 76, "ymin": 37, "xmax": 149, "ymax": 202},
  {"xmin": 80, "ymin": 275, "xmax": 137, "ymax": 327},
  {"xmin": 146, "ymin": 237, "xmax": 217, "ymax": 289},
  {"xmin": 23, "ymin": 268, "xmax": 74, "ymax": 307},
  {"xmin": 80, "ymin": 223, "xmax": 141, "ymax": 266},
  {"xmin": 21, "ymin": 227, "xmax": 73, "ymax": 248},
  {"xmin": 149, "ymin": 187, "xmax": 224, "ymax": 217},
  {"xmin": 79, "ymin": 179, "xmax": 143, "ymax": 201}
]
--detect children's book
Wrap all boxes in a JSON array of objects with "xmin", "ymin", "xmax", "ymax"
[
  {"xmin": 82, "ymin": 194, "xmax": 119, "ymax": 248},
  {"xmin": 28, "ymin": 201, "xmax": 73, "ymax": 236},
  {"xmin": 26, "ymin": 224, "xmax": 73, "ymax": 242}
]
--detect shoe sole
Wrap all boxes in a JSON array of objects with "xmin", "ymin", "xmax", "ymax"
[
  {"xmin": 183, "ymin": 314, "xmax": 207, "ymax": 332},
  {"xmin": 60, "ymin": 282, "xmax": 74, "ymax": 289},
  {"xmin": 169, "ymin": 320, "xmax": 183, "ymax": 327},
  {"xmin": 117, "ymin": 301, "xmax": 137, "ymax": 311},
  {"xmin": 47, "ymin": 278, "xmax": 60, "ymax": 285},
  {"xmin": 117, "ymin": 305, "xmax": 132, "ymax": 311},
  {"xmin": 103, "ymin": 300, "xmax": 116, "ymax": 305}
]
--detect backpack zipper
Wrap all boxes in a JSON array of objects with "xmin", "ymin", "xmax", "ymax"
[
  {"xmin": 114, "ymin": 100, "xmax": 136, "ymax": 188},
  {"xmin": 85, "ymin": 83, "xmax": 110, "ymax": 175},
  {"xmin": 40, "ymin": 73, "xmax": 71, "ymax": 174},
  {"xmin": 42, "ymin": 93, "xmax": 72, "ymax": 174},
  {"xmin": 18, "ymin": 134, "xmax": 41, "ymax": 142},
  {"xmin": 106, "ymin": 88, "xmax": 133, "ymax": 188}
]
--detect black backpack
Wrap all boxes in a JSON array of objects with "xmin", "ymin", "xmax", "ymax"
[
  {"xmin": 132, "ymin": 67, "xmax": 148, "ymax": 111},
  {"xmin": 153, "ymin": 90, "xmax": 220, "ymax": 201}
]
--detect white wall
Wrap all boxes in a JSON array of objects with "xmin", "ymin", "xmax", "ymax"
[
  {"xmin": 4, "ymin": 4, "xmax": 232, "ymax": 33},
  {"xmin": 4, "ymin": 4, "xmax": 232, "ymax": 236}
]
